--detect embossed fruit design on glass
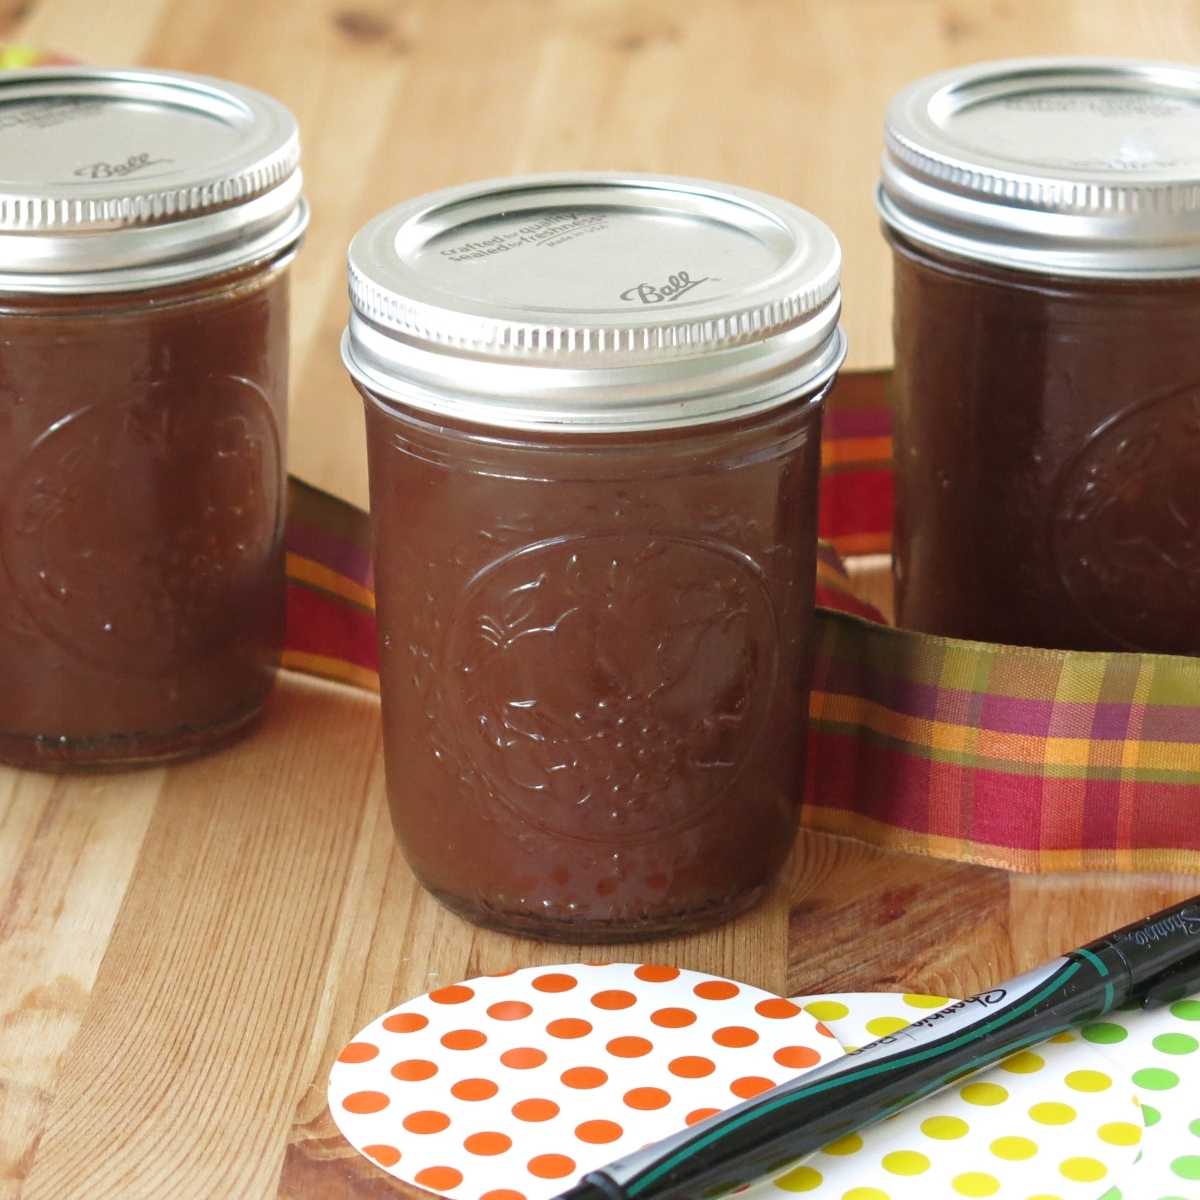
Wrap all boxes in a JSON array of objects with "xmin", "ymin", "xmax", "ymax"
[
  {"xmin": 0, "ymin": 68, "xmax": 307, "ymax": 766},
  {"xmin": 880, "ymin": 58, "xmax": 1200, "ymax": 653},
  {"xmin": 344, "ymin": 174, "xmax": 845, "ymax": 939}
]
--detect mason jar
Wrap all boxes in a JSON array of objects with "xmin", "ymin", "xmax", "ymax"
[
  {"xmin": 343, "ymin": 174, "xmax": 845, "ymax": 940},
  {"xmin": 0, "ymin": 69, "xmax": 307, "ymax": 769},
  {"xmin": 878, "ymin": 58, "xmax": 1200, "ymax": 654}
]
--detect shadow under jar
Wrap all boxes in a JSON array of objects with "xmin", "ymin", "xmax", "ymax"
[
  {"xmin": 0, "ymin": 68, "xmax": 307, "ymax": 768},
  {"xmin": 879, "ymin": 57, "xmax": 1200, "ymax": 653},
  {"xmin": 344, "ymin": 173, "xmax": 846, "ymax": 940}
]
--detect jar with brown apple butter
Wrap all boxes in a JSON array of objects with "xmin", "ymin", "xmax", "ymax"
[
  {"xmin": 343, "ymin": 174, "xmax": 846, "ymax": 940},
  {"xmin": 0, "ymin": 68, "xmax": 307, "ymax": 767},
  {"xmin": 880, "ymin": 58, "xmax": 1200, "ymax": 653}
]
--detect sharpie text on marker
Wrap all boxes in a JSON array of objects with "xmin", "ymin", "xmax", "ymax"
[{"xmin": 1131, "ymin": 911, "xmax": 1200, "ymax": 945}]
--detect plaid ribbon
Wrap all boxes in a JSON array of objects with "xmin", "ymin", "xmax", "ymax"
[
  {"xmin": 284, "ymin": 372, "xmax": 1200, "ymax": 875},
  {"xmin": 806, "ymin": 604, "xmax": 1200, "ymax": 873},
  {"xmin": 818, "ymin": 369, "xmax": 893, "ymax": 559}
]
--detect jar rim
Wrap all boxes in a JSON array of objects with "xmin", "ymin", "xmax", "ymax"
[
  {"xmin": 879, "ymin": 56, "xmax": 1200, "ymax": 279},
  {"xmin": 0, "ymin": 67, "xmax": 307, "ymax": 291},
  {"xmin": 342, "ymin": 172, "xmax": 846, "ymax": 432}
]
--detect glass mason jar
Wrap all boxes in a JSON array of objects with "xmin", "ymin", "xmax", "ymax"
[
  {"xmin": 344, "ymin": 174, "xmax": 846, "ymax": 941},
  {"xmin": 0, "ymin": 68, "xmax": 307, "ymax": 768},
  {"xmin": 879, "ymin": 58, "xmax": 1200, "ymax": 654}
]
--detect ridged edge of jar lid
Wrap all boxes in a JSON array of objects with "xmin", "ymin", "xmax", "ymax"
[
  {"xmin": 879, "ymin": 56, "xmax": 1200, "ymax": 278},
  {"xmin": 343, "ymin": 322, "xmax": 847, "ymax": 434},
  {"xmin": 0, "ymin": 189, "xmax": 310, "ymax": 294},
  {"xmin": 0, "ymin": 138, "xmax": 299, "ymax": 231},
  {"xmin": 348, "ymin": 256, "xmax": 836, "ymax": 359}
]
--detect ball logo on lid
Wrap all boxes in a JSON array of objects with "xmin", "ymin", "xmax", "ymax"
[
  {"xmin": 1054, "ymin": 389, "xmax": 1200, "ymax": 652},
  {"xmin": 619, "ymin": 269, "xmax": 714, "ymax": 305},
  {"xmin": 72, "ymin": 151, "xmax": 173, "ymax": 181},
  {"xmin": 447, "ymin": 533, "xmax": 779, "ymax": 842}
]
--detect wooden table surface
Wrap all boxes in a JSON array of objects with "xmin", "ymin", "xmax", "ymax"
[{"xmin": 3, "ymin": 2, "xmax": 1199, "ymax": 1197}]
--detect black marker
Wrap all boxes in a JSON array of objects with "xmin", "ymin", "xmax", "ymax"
[{"xmin": 556, "ymin": 894, "xmax": 1200, "ymax": 1200}]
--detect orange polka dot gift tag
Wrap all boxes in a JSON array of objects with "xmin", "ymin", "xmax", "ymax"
[{"xmin": 328, "ymin": 962, "xmax": 840, "ymax": 1198}]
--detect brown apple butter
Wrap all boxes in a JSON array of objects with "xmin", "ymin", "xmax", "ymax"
[
  {"xmin": 344, "ymin": 174, "xmax": 846, "ymax": 939},
  {"xmin": 880, "ymin": 58, "xmax": 1200, "ymax": 652},
  {"xmin": 0, "ymin": 68, "xmax": 307, "ymax": 767},
  {"xmin": 0, "ymin": 262, "xmax": 291, "ymax": 766},
  {"xmin": 888, "ymin": 235, "xmax": 1200, "ymax": 652},
  {"xmin": 362, "ymin": 393, "xmax": 825, "ymax": 939}
]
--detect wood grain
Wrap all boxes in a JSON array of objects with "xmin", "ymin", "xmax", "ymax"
[
  {"xmin": 1, "ymin": 2, "xmax": 1198, "ymax": 1198},
  {"xmin": 0, "ymin": 771, "xmax": 160, "ymax": 1198}
]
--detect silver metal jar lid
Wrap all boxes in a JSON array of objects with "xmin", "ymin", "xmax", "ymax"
[
  {"xmin": 879, "ymin": 57, "xmax": 1200, "ymax": 278},
  {"xmin": 0, "ymin": 67, "xmax": 308, "ymax": 292},
  {"xmin": 342, "ymin": 173, "xmax": 844, "ymax": 432}
]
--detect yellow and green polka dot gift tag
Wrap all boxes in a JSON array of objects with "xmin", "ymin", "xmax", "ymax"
[
  {"xmin": 732, "ymin": 991, "xmax": 1200, "ymax": 1200},
  {"xmin": 1075, "ymin": 995, "xmax": 1200, "ymax": 1200}
]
